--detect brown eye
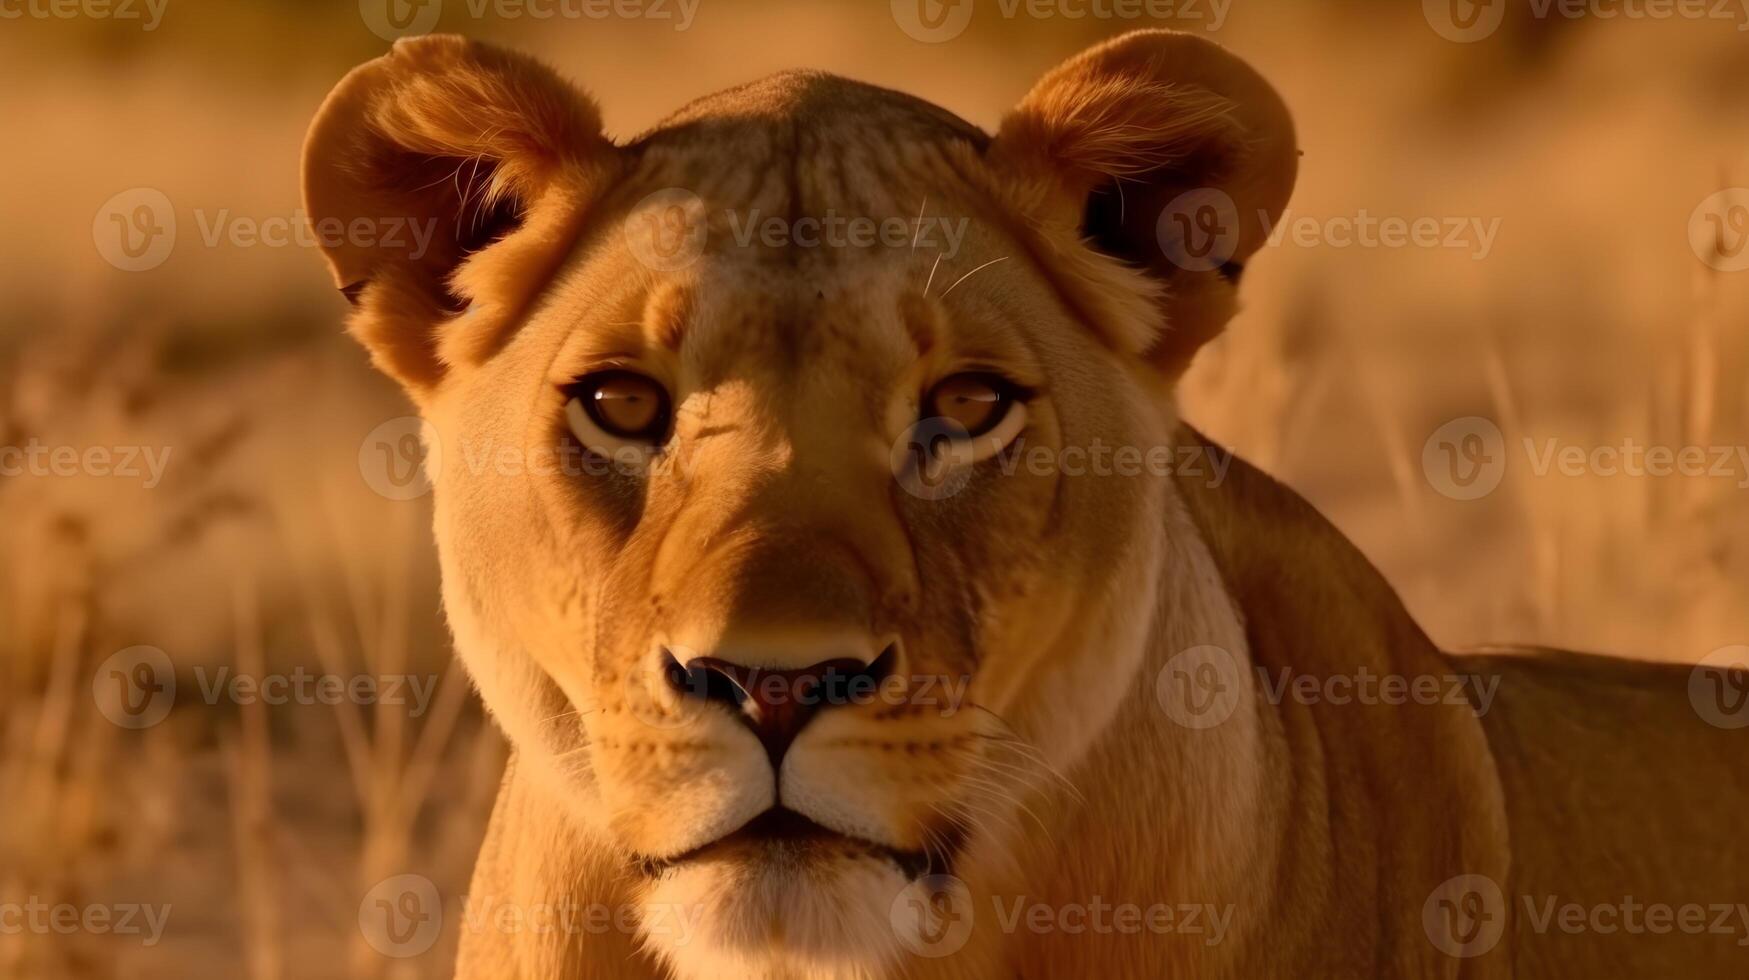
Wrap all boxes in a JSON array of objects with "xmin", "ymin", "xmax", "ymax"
[
  {"xmin": 925, "ymin": 373, "xmax": 1014, "ymax": 437},
  {"xmin": 564, "ymin": 371, "xmax": 671, "ymax": 449}
]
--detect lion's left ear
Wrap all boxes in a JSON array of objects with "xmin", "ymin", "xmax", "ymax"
[
  {"xmin": 303, "ymin": 35, "xmax": 620, "ymax": 401},
  {"xmin": 988, "ymin": 30, "xmax": 1298, "ymax": 379}
]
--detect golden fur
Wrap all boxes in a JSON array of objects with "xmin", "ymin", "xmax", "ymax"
[{"xmin": 303, "ymin": 31, "xmax": 1748, "ymax": 979}]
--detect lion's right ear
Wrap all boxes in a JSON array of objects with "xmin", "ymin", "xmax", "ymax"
[
  {"xmin": 302, "ymin": 35, "xmax": 619, "ymax": 400},
  {"xmin": 987, "ymin": 31, "xmax": 1297, "ymax": 380}
]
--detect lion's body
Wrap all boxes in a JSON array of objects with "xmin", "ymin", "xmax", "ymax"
[
  {"xmin": 303, "ymin": 32, "xmax": 1746, "ymax": 980},
  {"xmin": 1461, "ymin": 649, "xmax": 1749, "ymax": 976},
  {"xmin": 456, "ymin": 434, "xmax": 1749, "ymax": 978}
]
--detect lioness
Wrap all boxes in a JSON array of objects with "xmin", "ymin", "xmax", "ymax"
[{"xmin": 303, "ymin": 30, "xmax": 1749, "ymax": 979}]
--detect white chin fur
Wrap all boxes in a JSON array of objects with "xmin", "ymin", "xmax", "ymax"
[{"xmin": 639, "ymin": 852, "xmax": 910, "ymax": 980}]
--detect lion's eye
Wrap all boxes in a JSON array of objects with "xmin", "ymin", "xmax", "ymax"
[
  {"xmin": 564, "ymin": 371, "xmax": 671, "ymax": 453},
  {"xmin": 924, "ymin": 373, "xmax": 1017, "ymax": 438},
  {"xmin": 911, "ymin": 372, "xmax": 1029, "ymax": 474}
]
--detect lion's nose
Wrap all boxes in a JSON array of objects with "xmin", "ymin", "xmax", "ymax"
[{"xmin": 662, "ymin": 644, "xmax": 896, "ymax": 768}]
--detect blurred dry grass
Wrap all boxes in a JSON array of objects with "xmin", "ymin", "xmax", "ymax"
[{"xmin": 1, "ymin": 0, "xmax": 1746, "ymax": 976}]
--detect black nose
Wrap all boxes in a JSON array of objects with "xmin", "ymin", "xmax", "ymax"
[{"xmin": 663, "ymin": 645, "xmax": 897, "ymax": 768}]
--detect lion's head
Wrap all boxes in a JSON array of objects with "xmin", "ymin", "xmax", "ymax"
[{"xmin": 305, "ymin": 30, "xmax": 1294, "ymax": 977}]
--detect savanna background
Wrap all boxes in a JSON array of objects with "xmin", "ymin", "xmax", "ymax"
[{"xmin": 2, "ymin": 0, "xmax": 1746, "ymax": 976}]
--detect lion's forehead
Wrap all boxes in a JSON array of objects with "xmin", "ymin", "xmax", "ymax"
[{"xmin": 624, "ymin": 71, "xmax": 995, "ymax": 233}]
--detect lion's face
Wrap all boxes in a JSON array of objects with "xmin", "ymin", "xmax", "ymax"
[
  {"xmin": 429, "ymin": 122, "xmax": 1170, "ymax": 963},
  {"xmin": 305, "ymin": 31, "xmax": 1294, "ymax": 976}
]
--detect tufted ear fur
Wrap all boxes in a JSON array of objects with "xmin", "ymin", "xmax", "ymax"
[
  {"xmin": 302, "ymin": 35, "xmax": 620, "ymax": 400},
  {"xmin": 988, "ymin": 30, "xmax": 1298, "ymax": 379}
]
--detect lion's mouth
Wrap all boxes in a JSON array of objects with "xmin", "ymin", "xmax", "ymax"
[{"xmin": 636, "ymin": 807, "xmax": 942, "ymax": 880}]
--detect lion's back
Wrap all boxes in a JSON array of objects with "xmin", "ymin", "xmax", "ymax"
[{"xmin": 1451, "ymin": 647, "xmax": 1749, "ymax": 977}]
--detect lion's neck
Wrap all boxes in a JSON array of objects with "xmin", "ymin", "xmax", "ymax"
[{"xmin": 933, "ymin": 450, "xmax": 1290, "ymax": 979}]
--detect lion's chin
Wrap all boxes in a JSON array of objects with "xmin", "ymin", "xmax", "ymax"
[{"xmin": 636, "ymin": 827, "xmax": 915, "ymax": 980}]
